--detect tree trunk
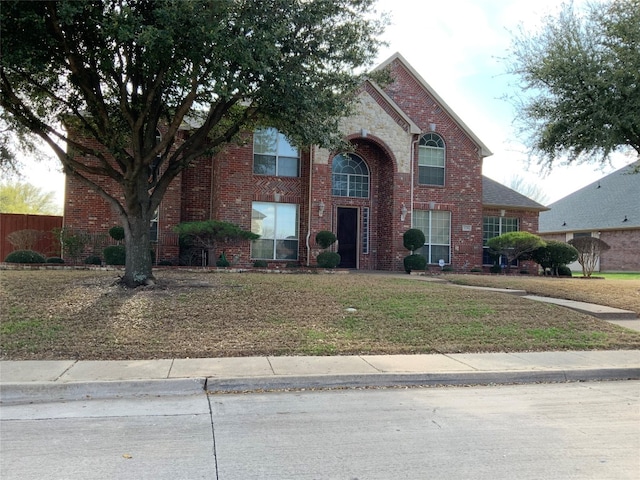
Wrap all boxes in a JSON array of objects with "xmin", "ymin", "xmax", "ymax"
[{"xmin": 121, "ymin": 208, "xmax": 154, "ymax": 288}]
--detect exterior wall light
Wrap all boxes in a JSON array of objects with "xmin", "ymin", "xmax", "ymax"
[
  {"xmin": 400, "ymin": 203, "xmax": 408, "ymax": 221},
  {"xmin": 318, "ymin": 200, "xmax": 325, "ymax": 217}
]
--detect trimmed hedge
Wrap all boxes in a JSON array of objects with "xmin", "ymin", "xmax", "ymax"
[
  {"xmin": 4, "ymin": 250, "xmax": 46, "ymax": 264},
  {"xmin": 403, "ymin": 253, "xmax": 426, "ymax": 273},
  {"xmin": 103, "ymin": 245, "xmax": 126, "ymax": 265},
  {"xmin": 317, "ymin": 251, "xmax": 341, "ymax": 268}
]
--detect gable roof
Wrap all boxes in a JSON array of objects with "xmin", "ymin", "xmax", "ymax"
[
  {"xmin": 539, "ymin": 161, "xmax": 640, "ymax": 233},
  {"xmin": 374, "ymin": 52, "xmax": 493, "ymax": 158},
  {"xmin": 482, "ymin": 176, "xmax": 549, "ymax": 211}
]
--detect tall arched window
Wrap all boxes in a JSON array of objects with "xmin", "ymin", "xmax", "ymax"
[
  {"xmin": 331, "ymin": 153, "xmax": 369, "ymax": 198},
  {"xmin": 418, "ymin": 133, "xmax": 445, "ymax": 186}
]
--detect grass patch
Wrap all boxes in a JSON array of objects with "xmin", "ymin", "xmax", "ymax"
[{"xmin": 1, "ymin": 270, "xmax": 639, "ymax": 360}]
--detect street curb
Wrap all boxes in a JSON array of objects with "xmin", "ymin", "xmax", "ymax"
[
  {"xmin": 2, "ymin": 369, "xmax": 638, "ymax": 404},
  {"xmin": 0, "ymin": 378, "xmax": 206, "ymax": 405},
  {"xmin": 205, "ymin": 368, "xmax": 640, "ymax": 393}
]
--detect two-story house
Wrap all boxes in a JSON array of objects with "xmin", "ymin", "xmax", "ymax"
[{"xmin": 63, "ymin": 53, "xmax": 547, "ymax": 271}]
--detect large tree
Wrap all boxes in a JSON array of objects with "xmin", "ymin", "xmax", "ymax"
[
  {"xmin": 506, "ymin": 0, "xmax": 640, "ymax": 169},
  {"xmin": 0, "ymin": 0, "xmax": 385, "ymax": 286}
]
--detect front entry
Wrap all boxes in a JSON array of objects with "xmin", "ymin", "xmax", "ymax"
[{"xmin": 337, "ymin": 207, "xmax": 358, "ymax": 268}]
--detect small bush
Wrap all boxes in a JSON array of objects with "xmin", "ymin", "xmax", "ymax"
[
  {"xmin": 103, "ymin": 245, "xmax": 126, "ymax": 265},
  {"xmin": 108, "ymin": 226, "xmax": 125, "ymax": 242},
  {"xmin": 216, "ymin": 252, "xmax": 230, "ymax": 267},
  {"xmin": 490, "ymin": 262, "xmax": 502, "ymax": 274},
  {"xmin": 84, "ymin": 255, "xmax": 102, "ymax": 265},
  {"xmin": 403, "ymin": 229, "xmax": 426, "ymax": 253},
  {"xmin": 253, "ymin": 260, "xmax": 268, "ymax": 268},
  {"xmin": 4, "ymin": 250, "xmax": 46, "ymax": 264},
  {"xmin": 46, "ymin": 257, "xmax": 65, "ymax": 264},
  {"xmin": 470, "ymin": 267, "xmax": 482, "ymax": 273},
  {"xmin": 315, "ymin": 230, "xmax": 337, "ymax": 249},
  {"xmin": 285, "ymin": 262, "xmax": 300, "ymax": 269},
  {"xmin": 557, "ymin": 265, "xmax": 573, "ymax": 277},
  {"xmin": 403, "ymin": 253, "xmax": 427, "ymax": 273},
  {"xmin": 317, "ymin": 251, "xmax": 341, "ymax": 268},
  {"xmin": 157, "ymin": 260, "xmax": 173, "ymax": 266}
]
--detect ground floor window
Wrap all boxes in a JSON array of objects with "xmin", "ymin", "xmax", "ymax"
[
  {"xmin": 414, "ymin": 210, "xmax": 451, "ymax": 264},
  {"xmin": 482, "ymin": 216, "xmax": 519, "ymax": 265},
  {"xmin": 149, "ymin": 208, "xmax": 159, "ymax": 243},
  {"xmin": 251, "ymin": 202, "xmax": 299, "ymax": 260}
]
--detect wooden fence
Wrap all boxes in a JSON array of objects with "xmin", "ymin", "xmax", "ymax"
[{"xmin": 0, "ymin": 213, "xmax": 63, "ymax": 260}]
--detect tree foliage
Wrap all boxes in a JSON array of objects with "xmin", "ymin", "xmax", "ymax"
[
  {"xmin": 0, "ymin": 0, "xmax": 385, "ymax": 286},
  {"xmin": 506, "ymin": 0, "xmax": 640, "ymax": 168},
  {"xmin": 0, "ymin": 181, "xmax": 60, "ymax": 215},
  {"xmin": 568, "ymin": 236, "xmax": 611, "ymax": 277},
  {"xmin": 487, "ymin": 231, "xmax": 545, "ymax": 271},
  {"xmin": 530, "ymin": 240, "xmax": 579, "ymax": 276}
]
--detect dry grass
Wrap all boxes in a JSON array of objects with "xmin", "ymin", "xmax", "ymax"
[
  {"xmin": 446, "ymin": 274, "xmax": 640, "ymax": 315},
  {"xmin": 1, "ymin": 269, "xmax": 639, "ymax": 360}
]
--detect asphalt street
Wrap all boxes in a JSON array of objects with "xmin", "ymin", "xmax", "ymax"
[{"xmin": 1, "ymin": 380, "xmax": 638, "ymax": 479}]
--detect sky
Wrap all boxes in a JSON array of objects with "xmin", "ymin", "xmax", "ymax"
[{"xmin": 16, "ymin": 0, "xmax": 635, "ymax": 210}]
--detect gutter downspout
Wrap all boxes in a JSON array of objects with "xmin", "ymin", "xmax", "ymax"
[{"xmin": 305, "ymin": 146, "xmax": 314, "ymax": 266}]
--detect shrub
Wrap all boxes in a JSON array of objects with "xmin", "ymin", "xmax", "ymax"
[
  {"xmin": 315, "ymin": 230, "xmax": 337, "ymax": 249},
  {"xmin": 46, "ymin": 257, "xmax": 65, "ymax": 264},
  {"xmin": 531, "ymin": 241, "xmax": 578, "ymax": 276},
  {"xmin": 490, "ymin": 261, "xmax": 502, "ymax": 274},
  {"xmin": 216, "ymin": 252, "xmax": 230, "ymax": 267},
  {"xmin": 84, "ymin": 255, "xmax": 102, "ymax": 265},
  {"xmin": 403, "ymin": 229, "xmax": 425, "ymax": 253},
  {"xmin": 157, "ymin": 260, "xmax": 173, "ymax": 266},
  {"xmin": 403, "ymin": 253, "xmax": 427, "ymax": 273},
  {"xmin": 5, "ymin": 250, "xmax": 46, "ymax": 264},
  {"xmin": 317, "ymin": 251, "xmax": 341, "ymax": 268},
  {"xmin": 6, "ymin": 229, "xmax": 42, "ymax": 251},
  {"xmin": 108, "ymin": 226, "xmax": 125, "ymax": 242},
  {"xmin": 557, "ymin": 265, "xmax": 572, "ymax": 277},
  {"xmin": 253, "ymin": 260, "xmax": 268, "ymax": 268},
  {"xmin": 103, "ymin": 245, "xmax": 126, "ymax": 265}
]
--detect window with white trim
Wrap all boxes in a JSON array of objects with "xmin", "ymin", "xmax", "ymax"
[
  {"xmin": 418, "ymin": 133, "xmax": 445, "ymax": 186},
  {"xmin": 483, "ymin": 216, "xmax": 519, "ymax": 265},
  {"xmin": 414, "ymin": 210, "xmax": 451, "ymax": 264},
  {"xmin": 331, "ymin": 153, "xmax": 369, "ymax": 198},
  {"xmin": 253, "ymin": 128, "xmax": 299, "ymax": 177},
  {"xmin": 251, "ymin": 202, "xmax": 299, "ymax": 260}
]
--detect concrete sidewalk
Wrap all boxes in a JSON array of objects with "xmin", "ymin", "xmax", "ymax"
[{"xmin": 2, "ymin": 350, "xmax": 639, "ymax": 404}]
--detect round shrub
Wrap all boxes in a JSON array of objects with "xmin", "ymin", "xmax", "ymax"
[
  {"xmin": 157, "ymin": 260, "xmax": 173, "ymax": 266},
  {"xmin": 403, "ymin": 253, "xmax": 426, "ymax": 273},
  {"xmin": 108, "ymin": 226, "xmax": 125, "ymax": 242},
  {"xmin": 46, "ymin": 257, "xmax": 65, "ymax": 264},
  {"xmin": 103, "ymin": 245, "xmax": 126, "ymax": 265},
  {"xmin": 403, "ymin": 229, "xmax": 425, "ymax": 252},
  {"xmin": 315, "ymin": 230, "xmax": 337, "ymax": 249},
  {"xmin": 253, "ymin": 260, "xmax": 268, "ymax": 268},
  {"xmin": 557, "ymin": 265, "xmax": 573, "ymax": 277},
  {"xmin": 5, "ymin": 250, "xmax": 46, "ymax": 264},
  {"xmin": 84, "ymin": 255, "xmax": 102, "ymax": 265},
  {"xmin": 317, "ymin": 251, "xmax": 341, "ymax": 268}
]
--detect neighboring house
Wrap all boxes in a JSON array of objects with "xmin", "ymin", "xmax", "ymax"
[
  {"xmin": 539, "ymin": 161, "xmax": 640, "ymax": 272},
  {"xmin": 63, "ymin": 53, "xmax": 547, "ymax": 272}
]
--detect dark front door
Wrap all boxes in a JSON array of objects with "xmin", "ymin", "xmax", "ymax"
[{"xmin": 337, "ymin": 207, "xmax": 358, "ymax": 268}]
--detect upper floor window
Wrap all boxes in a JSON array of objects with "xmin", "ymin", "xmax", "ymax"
[
  {"xmin": 253, "ymin": 128, "xmax": 299, "ymax": 177},
  {"xmin": 418, "ymin": 133, "xmax": 445, "ymax": 186},
  {"xmin": 332, "ymin": 153, "xmax": 369, "ymax": 198}
]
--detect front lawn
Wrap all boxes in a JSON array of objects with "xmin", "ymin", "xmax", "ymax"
[{"xmin": 1, "ymin": 270, "xmax": 639, "ymax": 360}]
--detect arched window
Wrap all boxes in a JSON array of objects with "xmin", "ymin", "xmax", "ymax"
[
  {"xmin": 331, "ymin": 153, "xmax": 369, "ymax": 198},
  {"xmin": 418, "ymin": 133, "xmax": 445, "ymax": 186}
]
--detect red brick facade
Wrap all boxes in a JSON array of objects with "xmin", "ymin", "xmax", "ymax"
[{"xmin": 63, "ymin": 54, "xmax": 543, "ymax": 271}]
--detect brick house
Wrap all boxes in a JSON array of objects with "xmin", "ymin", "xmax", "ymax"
[
  {"xmin": 63, "ymin": 53, "xmax": 547, "ymax": 271},
  {"xmin": 539, "ymin": 161, "xmax": 640, "ymax": 272}
]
